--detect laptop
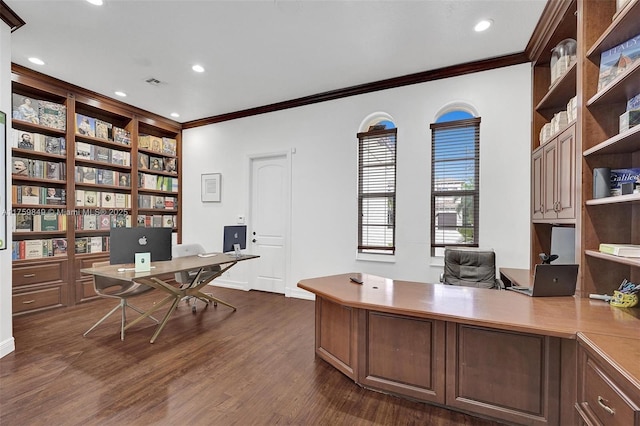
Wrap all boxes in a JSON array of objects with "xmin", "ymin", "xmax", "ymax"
[{"xmin": 507, "ymin": 264, "xmax": 578, "ymax": 297}]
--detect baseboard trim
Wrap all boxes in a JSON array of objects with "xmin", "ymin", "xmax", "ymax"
[{"xmin": 0, "ymin": 336, "xmax": 16, "ymax": 359}]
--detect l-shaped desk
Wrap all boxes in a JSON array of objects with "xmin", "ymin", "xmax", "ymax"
[{"xmin": 298, "ymin": 273, "xmax": 640, "ymax": 426}]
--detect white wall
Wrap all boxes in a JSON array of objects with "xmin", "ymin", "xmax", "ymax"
[
  {"xmin": 1, "ymin": 20, "xmax": 15, "ymax": 358},
  {"xmin": 182, "ymin": 63, "xmax": 532, "ymax": 297}
]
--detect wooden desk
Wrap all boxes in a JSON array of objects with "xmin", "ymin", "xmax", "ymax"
[
  {"xmin": 499, "ymin": 267, "xmax": 532, "ymax": 287},
  {"xmin": 298, "ymin": 273, "xmax": 640, "ymax": 426},
  {"xmin": 82, "ymin": 253, "xmax": 258, "ymax": 343}
]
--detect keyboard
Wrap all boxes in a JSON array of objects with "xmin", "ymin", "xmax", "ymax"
[{"xmin": 197, "ymin": 253, "xmax": 218, "ymax": 258}]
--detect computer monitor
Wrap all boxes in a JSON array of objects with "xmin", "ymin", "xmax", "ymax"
[
  {"xmin": 223, "ymin": 225, "xmax": 247, "ymax": 254},
  {"xmin": 109, "ymin": 227, "xmax": 172, "ymax": 265}
]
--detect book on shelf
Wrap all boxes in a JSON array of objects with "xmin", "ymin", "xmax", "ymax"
[
  {"xmin": 75, "ymin": 237, "xmax": 88, "ymax": 254},
  {"xmin": 90, "ymin": 236, "xmax": 103, "ymax": 253},
  {"xmin": 114, "ymin": 192, "xmax": 129, "ymax": 208},
  {"xmin": 97, "ymin": 169, "xmax": 115, "ymax": 186},
  {"xmin": 84, "ymin": 190, "xmax": 98, "ymax": 207},
  {"xmin": 46, "ymin": 188, "xmax": 65, "ymax": 205},
  {"xmin": 139, "ymin": 135, "xmax": 163, "ymax": 152},
  {"xmin": 12, "ymin": 157, "xmax": 29, "ymax": 176},
  {"xmin": 610, "ymin": 167, "xmax": 640, "ymax": 196},
  {"xmin": 113, "ymin": 127, "xmax": 131, "ymax": 145},
  {"xmin": 45, "ymin": 162, "xmax": 61, "ymax": 180},
  {"xmin": 12, "ymin": 94, "xmax": 40, "ymax": 124},
  {"xmin": 95, "ymin": 146, "xmax": 111, "ymax": 163},
  {"xmin": 43, "ymin": 136, "xmax": 64, "ymax": 155},
  {"xmin": 24, "ymin": 240, "xmax": 43, "ymax": 259},
  {"xmin": 13, "ymin": 129, "xmax": 34, "ymax": 150},
  {"xmin": 162, "ymin": 215, "xmax": 174, "ymax": 228},
  {"xmin": 83, "ymin": 214, "xmax": 98, "ymax": 230},
  {"xmin": 98, "ymin": 215, "xmax": 111, "ymax": 230},
  {"xmin": 164, "ymin": 157, "xmax": 177, "ymax": 173},
  {"xmin": 150, "ymin": 156, "xmax": 164, "ymax": 171},
  {"xmin": 95, "ymin": 119, "xmax": 112, "ymax": 141},
  {"xmin": 101, "ymin": 192, "xmax": 115, "ymax": 207},
  {"xmin": 40, "ymin": 212, "xmax": 59, "ymax": 231},
  {"xmin": 138, "ymin": 153, "xmax": 149, "ymax": 170},
  {"xmin": 38, "ymin": 100, "xmax": 66, "ymax": 131},
  {"xmin": 75, "ymin": 141, "xmax": 93, "ymax": 159},
  {"xmin": 118, "ymin": 173, "xmax": 130, "ymax": 187},
  {"xmin": 110, "ymin": 150, "xmax": 130, "ymax": 166},
  {"xmin": 599, "ymin": 243, "xmax": 640, "ymax": 257},
  {"xmin": 21, "ymin": 186, "xmax": 40, "ymax": 204},
  {"xmin": 75, "ymin": 113, "xmax": 96, "ymax": 137},
  {"xmin": 14, "ymin": 213, "xmax": 33, "ymax": 232},
  {"xmin": 153, "ymin": 196, "xmax": 165, "ymax": 209},
  {"xmin": 598, "ymin": 33, "xmax": 640, "ymax": 91},
  {"xmin": 162, "ymin": 137, "xmax": 177, "ymax": 156},
  {"xmin": 52, "ymin": 238, "xmax": 67, "ymax": 256}
]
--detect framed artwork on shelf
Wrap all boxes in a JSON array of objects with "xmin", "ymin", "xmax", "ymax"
[
  {"xmin": 0, "ymin": 111, "xmax": 6, "ymax": 250},
  {"xmin": 201, "ymin": 173, "xmax": 221, "ymax": 202}
]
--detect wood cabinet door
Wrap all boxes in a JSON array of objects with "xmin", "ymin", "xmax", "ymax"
[
  {"xmin": 532, "ymin": 147, "xmax": 544, "ymax": 220},
  {"xmin": 556, "ymin": 125, "xmax": 576, "ymax": 220},
  {"xmin": 543, "ymin": 139, "xmax": 559, "ymax": 219}
]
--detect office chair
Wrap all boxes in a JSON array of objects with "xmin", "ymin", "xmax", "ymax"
[
  {"xmin": 172, "ymin": 243, "xmax": 221, "ymax": 312},
  {"xmin": 440, "ymin": 248, "xmax": 503, "ymax": 289},
  {"xmin": 84, "ymin": 261, "xmax": 159, "ymax": 341}
]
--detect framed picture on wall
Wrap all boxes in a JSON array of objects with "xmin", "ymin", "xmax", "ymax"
[
  {"xmin": 201, "ymin": 173, "xmax": 221, "ymax": 202},
  {"xmin": 0, "ymin": 111, "xmax": 6, "ymax": 250}
]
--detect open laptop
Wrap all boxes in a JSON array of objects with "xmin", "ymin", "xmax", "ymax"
[{"xmin": 507, "ymin": 264, "xmax": 578, "ymax": 297}]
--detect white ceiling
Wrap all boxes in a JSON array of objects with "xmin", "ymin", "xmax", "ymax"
[{"xmin": 8, "ymin": 0, "xmax": 547, "ymax": 123}]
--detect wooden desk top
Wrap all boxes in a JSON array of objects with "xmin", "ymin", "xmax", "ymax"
[
  {"xmin": 297, "ymin": 273, "xmax": 640, "ymax": 340},
  {"xmin": 81, "ymin": 253, "xmax": 259, "ymax": 281}
]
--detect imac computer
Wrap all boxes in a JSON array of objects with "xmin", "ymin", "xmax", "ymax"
[
  {"xmin": 109, "ymin": 227, "xmax": 172, "ymax": 265},
  {"xmin": 223, "ymin": 225, "xmax": 247, "ymax": 256}
]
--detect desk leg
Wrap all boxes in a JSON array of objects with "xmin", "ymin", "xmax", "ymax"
[
  {"xmin": 123, "ymin": 295, "xmax": 173, "ymax": 332},
  {"xmin": 150, "ymin": 296, "xmax": 182, "ymax": 344}
]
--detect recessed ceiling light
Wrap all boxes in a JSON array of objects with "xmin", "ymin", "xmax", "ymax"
[
  {"xmin": 192, "ymin": 64, "xmax": 205, "ymax": 73},
  {"xmin": 170, "ymin": 112, "xmax": 180, "ymax": 118},
  {"xmin": 474, "ymin": 19, "xmax": 493, "ymax": 32},
  {"xmin": 86, "ymin": 0, "xmax": 103, "ymax": 5},
  {"xmin": 28, "ymin": 57, "xmax": 45, "ymax": 66},
  {"xmin": 114, "ymin": 91, "xmax": 127, "ymax": 97}
]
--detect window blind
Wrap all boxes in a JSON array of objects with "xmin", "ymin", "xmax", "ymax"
[
  {"xmin": 357, "ymin": 128, "xmax": 397, "ymax": 254},
  {"xmin": 430, "ymin": 118, "xmax": 480, "ymax": 253}
]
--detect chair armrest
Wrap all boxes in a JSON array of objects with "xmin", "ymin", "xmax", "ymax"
[{"xmin": 440, "ymin": 272, "xmax": 444, "ymax": 283}]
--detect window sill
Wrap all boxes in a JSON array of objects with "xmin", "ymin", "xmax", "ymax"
[{"xmin": 356, "ymin": 253, "xmax": 396, "ymax": 263}]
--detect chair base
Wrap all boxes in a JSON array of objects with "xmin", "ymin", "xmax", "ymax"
[{"xmin": 83, "ymin": 299, "xmax": 159, "ymax": 341}]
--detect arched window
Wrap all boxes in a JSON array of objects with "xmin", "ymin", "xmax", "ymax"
[
  {"xmin": 357, "ymin": 115, "xmax": 397, "ymax": 255},
  {"xmin": 430, "ymin": 108, "xmax": 480, "ymax": 256}
]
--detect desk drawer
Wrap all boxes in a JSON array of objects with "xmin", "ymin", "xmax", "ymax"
[
  {"xmin": 13, "ymin": 262, "xmax": 65, "ymax": 286},
  {"xmin": 581, "ymin": 357, "xmax": 639, "ymax": 426},
  {"xmin": 13, "ymin": 286, "xmax": 65, "ymax": 314}
]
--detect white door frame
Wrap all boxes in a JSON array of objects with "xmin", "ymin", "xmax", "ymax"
[{"xmin": 247, "ymin": 150, "xmax": 293, "ymax": 296}]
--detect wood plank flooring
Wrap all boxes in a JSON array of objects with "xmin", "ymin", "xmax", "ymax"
[{"xmin": 1, "ymin": 288, "xmax": 503, "ymax": 425}]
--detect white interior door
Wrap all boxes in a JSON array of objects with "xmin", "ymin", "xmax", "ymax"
[{"xmin": 249, "ymin": 154, "xmax": 289, "ymax": 294}]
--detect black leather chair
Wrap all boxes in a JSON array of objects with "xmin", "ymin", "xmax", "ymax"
[{"xmin": 440, "ymin": 248, "xmax": 503, "ymax": 289}]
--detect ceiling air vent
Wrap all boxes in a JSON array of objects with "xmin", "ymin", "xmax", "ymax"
[{"xmin": 145, "ymin": 77, "xmax": 161, "ymax": 86}]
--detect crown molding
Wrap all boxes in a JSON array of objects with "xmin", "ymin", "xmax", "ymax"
[{"xmin": 0, "ymin": 0, "xmax": 25, "ymax": 32}]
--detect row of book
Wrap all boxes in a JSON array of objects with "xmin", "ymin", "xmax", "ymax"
[
  {"xmin": 12, "ymin": 129, "xmax": 66, "ymax": 155},
  {"xmin": 12, "ymin": 238, "xmax": 69, "ymax": 260},
  {"xmin": 138, "ymin": 152, "xmax": 177, "ymax": 174},
  {"xmin": 75, "ymin": 213, "xmax": 131, "ymax": 230},
  {"xmin": 13, "ymin": 185, "xmax": 66, "ymax": 205},
  {"xmin": 74, "ymin": 236, "xmax": 111, "ymax": 254},
  {"xmin": 139, "ymin": 135, "xmax": 177, "ymax": 156},
  {"xmin": 12, "ymin": 157, "xmax": 66, "ymax": 180},
  {"xmin": 12, "ymin": 94, "xmax": 66, "ymax": 130},
  {"xmin": 139, "ymin": 173, "xmax": 178, "ymax": 192},
  {"xmin": 75, "ymin": 190, "xmax": 132, "ymax": 208},
  {"xmin": 75, "ymin": 166, "xmax": 131, "ymax": 187},
  {"xmin": 76, "ymin": 142, "xmax": 131, "ymax": 166},
  {"xmin": 138, "ymin": 194, "xmax": 176, "ymax": 210},
  {"xmin": 75, "ymin": 113, "xmax": 131, "ymax": 145},
  {"xmin": 14, "ymin": 213, "xmax": 67, "ymax": 232},
  {"xmin": 74, "ymin": 213, "xmax": 176, "ymax": 230}
]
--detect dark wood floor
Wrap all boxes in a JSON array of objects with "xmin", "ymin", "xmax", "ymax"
[{"xmin": 1, "ymin": 287, "xmax": 503, "ymax": 425}]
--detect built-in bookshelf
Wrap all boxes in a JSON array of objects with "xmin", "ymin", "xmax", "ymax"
[
  {"xmin": 528, "ymin": 0, "xmax": 640, "ymax": 299},
  {"xmin": 10, "ymin": 64, "xmax": 182, "ymax": 312}
]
